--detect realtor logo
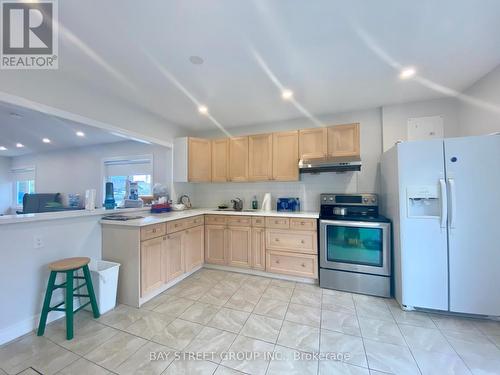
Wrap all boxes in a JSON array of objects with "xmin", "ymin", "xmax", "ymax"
[{"xmin": 1, "ymin": 0, "xmax": 58, "ymax": 69}]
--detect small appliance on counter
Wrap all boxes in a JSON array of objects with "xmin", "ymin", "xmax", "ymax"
[
  {"xmin": 277, "ymin": 197, "xmax": 300, "ymax": 212},
  {"xmin": 104, "ymin": 182, "xmax": 116, "ymax": 209},
  {"xmin": 85, "ymin": 189, "xmax": 97, "ymax": 211},
  {"xmin": 319, "ymin": 193, "xmax": 391, "ymax": 297},
  {"xmin": 262, "ymin": 193, "xmax": 272, "ymax": 211}
]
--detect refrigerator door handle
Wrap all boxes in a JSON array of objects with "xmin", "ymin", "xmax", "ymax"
[
  {"xmin": 448, "ymin": 178, "xmax": 456, "ymax": 229},
  {"xmin": 439, "ymin": 179, "xmax": 448, "ymax": 228}
]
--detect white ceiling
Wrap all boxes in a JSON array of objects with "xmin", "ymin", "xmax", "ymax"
[
  {"xmin": 0, "ymin": 102, "xmax": 126, "ymax": 157},
  {"xmin": 15, "ymin": 1, "xmax": 500, "ymax": 131}
]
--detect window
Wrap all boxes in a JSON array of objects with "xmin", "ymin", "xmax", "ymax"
[
  {"xmin": 11, "ymin": 167, "xmax": 36, "ymax": 207},
  {"xmin": 103, "ymin": 156, "xmax": 153, "ymax": 206},
  {"xmin": 15, "ymin": 180, "xmax": 35, "ymax": 206}
]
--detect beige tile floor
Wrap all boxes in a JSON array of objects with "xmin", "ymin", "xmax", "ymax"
[{"xmin": 1, "ymin": 268, "xmax": 500, "ymax": 375}]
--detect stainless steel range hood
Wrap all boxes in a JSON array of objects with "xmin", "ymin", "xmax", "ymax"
[{"xmin": 299, "ymin": 156, "xmax": 361, "ymax": 173}]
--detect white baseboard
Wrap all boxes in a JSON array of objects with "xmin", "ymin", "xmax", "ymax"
[
  {"xmin": 0, "ymin": 299, "xmax": 82, "ymax": 346},
  {"xmin": 203, "ymin": 264, "xmax": 317, "ymax": 284}
]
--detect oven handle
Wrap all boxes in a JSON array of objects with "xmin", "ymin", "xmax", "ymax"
[{"xmin": 320, "ymin": 219, "xmax": 388, "ymax": 228}]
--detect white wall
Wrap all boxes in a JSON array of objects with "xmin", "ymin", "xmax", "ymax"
[
  {"xmin": 192, "ymin": 108, "xmax": 382, "ymax": 211},
  {"xmin": 0, "ymin": 216, "xmax": 102, "ymax": 344},
  {"xmin": 459, "ymin": 64, "xmax": 500, "ymax": 136},
  {"xmin": 381, "ymin": 98, "xmax": 460, "ymax": 152},
  {"xmin": 10, "ymin": 141, "xmax": 171, "ymax": 205},
  {"xmin": 0, "ymin": 157, "xmax": 11, "ymax": 215}
]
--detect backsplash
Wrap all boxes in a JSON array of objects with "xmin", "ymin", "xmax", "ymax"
[{"xmin": 189, "ymin": 172, "xmax": 360, "ymax": 212}]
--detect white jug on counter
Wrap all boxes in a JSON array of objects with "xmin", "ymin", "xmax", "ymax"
[
  {"xmin": 85, "ymin": 189, "xmax": 96, "ymax": 211},
  {"xmin": 262, "ymin": 193, "xmax": 272, "ymax": 211}
]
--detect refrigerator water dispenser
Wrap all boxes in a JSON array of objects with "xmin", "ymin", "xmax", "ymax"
[{"xmin": 406, "ymin": 185, "xmax": 440, "ymax": 218}]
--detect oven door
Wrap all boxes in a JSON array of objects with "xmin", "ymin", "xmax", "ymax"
[{"xmin": 320, "ymin": 220, "xmax": 391, "ymax": 276}]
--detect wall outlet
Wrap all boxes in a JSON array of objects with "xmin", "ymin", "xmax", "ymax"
[{"xmin": 34, "ymin": 236, "xmax": 44, "ymax": 249}]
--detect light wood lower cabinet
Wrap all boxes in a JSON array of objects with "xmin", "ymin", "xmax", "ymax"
[
  {"xmin": 251, "ymin": 227, "xmax": 266, "ymax": 270},
  {"xmin": 102, "ymin": 218, "xmax": 205, "ymax": 307},
  {"xmin": 226, "ymin": 226, "xmax": 252, "ymax": 268},
  {"xmin": 163, "ymin": 231, "xmax": 184, "ymax": 282},
  {"xmin": 205, "ymin": 225, "xmax": 227, "ymax": 265},
  {"xmin": 140, "ymin": 236, "xmax": 164, "ymax": 296},
  {"xmin": 184, "ymin": 225, "xmax": 204, "ymax": 272},
  {"xmin": 266, "ymin": 250, "xmax": 318, "ymax": 279}
]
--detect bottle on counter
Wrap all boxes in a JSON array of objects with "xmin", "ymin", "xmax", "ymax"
[
  {"xmin": 252, "ymin": 195, "xmax": 258, "ymax": 210},
  {"xmin": 296, "ymin": 197, "xmax": 301, "ymax": 212}
]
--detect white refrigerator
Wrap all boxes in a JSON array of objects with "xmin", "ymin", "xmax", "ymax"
[{"xmin": 381, "ymin": 134, "xmax": 500, "ymax": 316}]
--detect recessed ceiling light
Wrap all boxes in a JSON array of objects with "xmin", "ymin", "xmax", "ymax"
[
  {"xmin": 10, "ymin": 112, "xmax": 22, "ymax": 119},
  {"xmin": 198, "ymin": 105, "xmax": 208, "ymax": 115},
  {"xmin": 42, "ymin": 138, "xmax": 51, "ymax": 143},
  {"xmin": 281, "ymin": 89, "xmax": 294, "ymax": 100},
  {"xmin": 399, "ymin": 67, "xmax": 416, "ymax": 79},
  {"xmin": 189, "ymin": 56, "xmax": 204, "ymax": 65},
  {"xmin": 76, "ymin": 131, "xmax": 85, "ymax": 137},
  {"xmin": 16, "ymin": 143, "xmax": 24, "ymax": 148},
  {"xmin": 0, "ymin": 146, "xmax": 7, "ymax": 151}
]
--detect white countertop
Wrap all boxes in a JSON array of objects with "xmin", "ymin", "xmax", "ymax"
[
  {"xmin": 100, "ymin": 208, "xmax": 319, "ymax": 227},
  {"xmin": 0, "ymin": 207, "xmax": 150, "ymax": 225}
]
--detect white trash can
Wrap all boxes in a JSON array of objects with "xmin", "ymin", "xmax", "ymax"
[{"xmin": 85, "ymin": 260, "xmax": 120, "ymax": 314}]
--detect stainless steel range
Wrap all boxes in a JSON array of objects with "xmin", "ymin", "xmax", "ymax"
[{"xmin": 319, "ymin": 193, "xmax": 392, "ymax": 297}]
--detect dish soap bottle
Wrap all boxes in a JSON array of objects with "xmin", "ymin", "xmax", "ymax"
[{"xmin": 252, "ymin": 195, "xmax": 258, "ymax": 210}]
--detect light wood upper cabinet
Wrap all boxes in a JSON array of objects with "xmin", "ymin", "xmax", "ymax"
[
  {"xmin": 229, "ymin": 136, "xmax": 249, "ymax": 182},
  {"xmin": 327, "ymin": 123, "xmax": 360, "ymax": 157},
  {"xmin": 184, "ymin": 225, "xmax": 204, "ymax": 272},
  {"xmin": 272, "ymin": 131, "xmax": 299, "ymax": 181},
  {"xmin": 205, "ymin": 225, "xmax": 227, "ymax": 265},
  {"xmin": 163, "ymin": 231, "xmax": 184, "ymax": 282},
  {"xmin": 248, "ymin": 133, "xmax": 273, "ymax": 181},
  {"xmin": 226, "ymin": 226, "xmax": 252, "ymax": 268},
  {"xmin": 251, "ymin": 227, "xmax": 266, "ymax": 270},
  {"xmin": 211, "ymin": 138, "xmax": 229, "ymax": 182},
  {"xmin": 299, "ymin": 128, "xmax": 328, "ymax": 160},
  {"xmin": 140, "ymin": 237, "xmax": 163, "ymax": 297},
  {"xmin": 188, "ymin": 137, "xmax": 212, "ymax": 182}
]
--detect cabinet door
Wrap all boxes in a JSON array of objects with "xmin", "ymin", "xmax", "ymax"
[
  {"xmin": 184, "ymin": 225, "xmax": 204, "ymax": 272},
  {"xmin": 229, "ymin": 136, "xmax": 249, "ymax": 181},
  {"xmin": 272, "ymin": 131, "xmax": 299, "ymax": 181},
  {"xmin": 227, "ymin": 226, "xmax": 252, "ymax": 268},
  {"xmin": 141, "ymin": 237, "xmax": 164, "ymax": 297},
  {"xmin": 299, "ymin": 128, "xmax": 327, "ymax": 160},
  {"xmin": 188, "ymin": 137, "xmax": 212, "ymax": 182},
  {"xmin": 251, "ymin": 227, "xmax": 265, "ymax": 270},
  {"xmin": 327, "ymin": 123, "xmax": 360, "ymax": 157},
  {"xmin": 248, "ymin": 133, "xmax": 273, "ymax": 181},
  {"xmin": 163, "ymin": 231, "xmax": 184, "ymax": 282},
  {"xmin": 205, "ymin": 225, "xmax": 227, "ymax": 265},
  {"xmin": 211, "ymin": 138, "xmax": 229, "ymax": 182}
]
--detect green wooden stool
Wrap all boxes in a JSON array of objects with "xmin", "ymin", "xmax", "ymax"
[{"xmin": 37, "ymin": 257, "xmax": 100, "ymax": 340}]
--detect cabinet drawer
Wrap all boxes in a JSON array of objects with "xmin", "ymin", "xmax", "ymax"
[
  {"xmin": 227, "ymin": 216, "xmax": 252, "ymax": 227},
  {"xmin": 205, "ymin": 215, "xmax": 227, "ymax": 225},
  {"xmin": 265, "ymin": 217, "xmax": 290, "ymax": 229},
  {"xmin": 266, "ymin": 229, "xmax": 317, "ymax": 254},
  {"xmin": 252, "ymin": 216, "xmax": 265, "ymax": 228},
  {"xmin": 290, "ymin": 218, "xmax": 317, "ymax": 231},
  {"xmin": 184, "ymin": 215, "xmax": 205, "ymax": 229},
  {"xmin": 266, "ymin": 250, "xmax": 318, "ymax": 279},
  {"xmin": 167, "ymin": 219, "xmax": 187, "ymax": 234},
  {"xmin": 141, "ymin": 223, "xmax": 166, "ymax": 241}
]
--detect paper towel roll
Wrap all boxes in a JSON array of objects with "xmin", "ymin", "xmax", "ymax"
[
  {"xmin": 262, "ymin": 193, "xmax": 272, "ymax": 211},
  {"xmin": 85, "ymin": 189, "xmax": 96, "ymax": 211}
]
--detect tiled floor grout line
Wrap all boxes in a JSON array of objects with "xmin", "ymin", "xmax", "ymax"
[
  {"xmin": 387, "ymin": 299, "xmax": 424, "ymax": 375},
  {"xmin": 264, "ymin": 282, "xmax": 295, "ymax": 375},
  {"xmin": 352, "ymin": 294, "xmax": 370, "ymax": 373}
]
